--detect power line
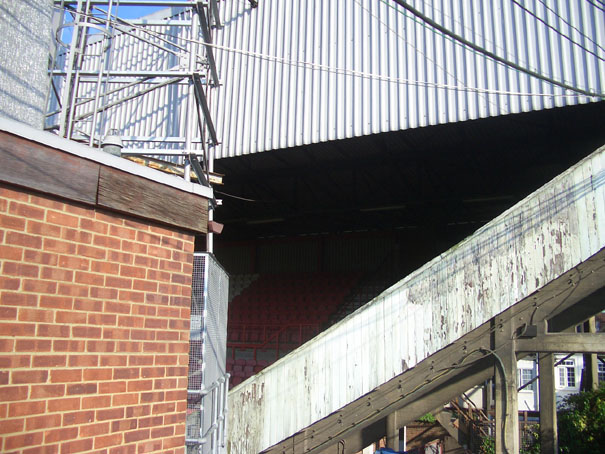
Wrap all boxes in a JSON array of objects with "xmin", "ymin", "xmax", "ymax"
[
  {"xmin": 535, "ymin": 0, "xmax": 605, "ymax": 56},
  {"xmin": 511, "ymin": 0, "xmax": 605, "ymax": 63},
  {"xmin": 388, "ymin": 0, "xmax": 604, "ymax": 98}
]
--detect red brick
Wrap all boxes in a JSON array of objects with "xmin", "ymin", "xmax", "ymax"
[
  {"xmin": 83, "ymin": 368, "xmax": 112, "ymax": 381},
  {"xmin": 132, "ymin": 280, "xmax": 157, "ymax": 293},
  {"xmin": 133, "ymin": 256, "xmax": 158, "ymax": 269},
  {"xmin": 18, "ymin": 308, "xmax": 53, "ymax": 323},
  {"xmin": 117, "ymin": 315, "xmax": 143, "ymax": 327},
  {"xmin": 99, "ymin": 381, "xmax": 126, "ymax": 394},
  {"xmin": 142, "ymin": 342, "xmax": 166, "ymax": 353},
  {"xmin": 0, "ymin": 245, "xmax": 23, "ymax": 261},
  {"xmin": 128, "ymin": 356, "xmax": 154, "ymax": 366},
  {"xmin": 58, "ymin": 283, "xmax": 89, "ymax": 297},
  {"xmin": 108, "ymin": 250, "xmax": 134, "ymax": 264},
  {"xmin": 109, "ymin": 225, "xmax": 137, "ymax": 240},
  {"xmin": 118, "ymin": 290, "xmax": 144, "ymax": 304},
  {"xmin": 111, "ymin": 393, "xmax": 139, "ymax": 406},
  {"xmin": 67, "ymin": 383, "xmax": 98, "ymax": 395},
  {"xmin": 26, "ymin": 413, "xmax": 62, "ymax": 431},
  {"xmin": 50, "ymin": 369, "xmax": 82, "ymax": 383},
  {"xmin": 68, "ymin": 355, "xmax": 99, "ymax": 367},
  {"xmin": 33, "ymin": 355, "xmax": 67, "ymax": 367},
  {"xmin": 151, "ymin": 425, "xmax": 174, "ymax": 439},
  {"xmin": 90, "ymin": 260, "xmax": 119, "ymax": 274},
  {"xmin": 82, "ymin": 395, "xmax": 112, "ymax": 410},
  {"xmin": 131, "ymin": 330, "xmax": 155, "ymax": 341},
  {"xmin": 15, "ymin": 339, "xmax": 51, "ymax": 352},
  {"xmin": 53, "ymin": 339, "xmax": 86, "ymax": 352},
  {"xmin": 138, "ymin": 440, "xmax": 163, "ymax": 453},
  {"xmin": 3, "ymin": 261, "xmax": 39, "ymax": 278},
  {"xmin": 0, "ymin": 417, "xmax": 24, "ymax": 434},
  {"xmin": 24, "ymin": 444, "xmax": 59, "ymax": 454},
  {"xmin": 30, "ymin": 384, "xmax": 65, "ymax": 399},
  {"xmin": 152, "ymin": 402, "xmax": 176, "ymax": 415},
  {"xmin": 22, "ymin": 279, "xmax": 57, "ymax": 294},
  {"xmin": 90, "ymin": 286, "xmax": 119, "ymax": 300},
  {"xmin": 138, "ymin": 416, "xmax": 163, "ymax": 429},
  {"xmin": 113, "ymin": 368, "xmax": 140, "ymax": 380},
  {"xmin": 0, "ymin": 354, "xmax": 30, "ymax": 369},
  {"xmin": 124, "ymin": 428, "xmax": 150, "ymax": 444},
  {"xmin": 28, "ymin": 194, "xmax": 64, "ymax": 210},
  {"xmin": 41, "ymin": 267, "xmax": 74, "ymax": 282},
  {"xmin": 0, "ymin": 186, "xmax": 29, "ymax": 201},
  {"xmin": 27, "ymin": 220, "xmax": 61, "ymax": 237},
  {"xmin": 62, "ymin": 410, "xmax": 94, "ymax": 426},
  {"xmin": 8, "ymin": 399, "xmax": 46, "ymax": 417},
  {"xmin": 94, "ymin": 433, "xmax": 123, "ymax": 449},
  {"xmin": 102, "ymin": 327, "xmax": 130, "ymax": 340},
  {"xmin": 59, "ymin": 255, "xmax": 90, "ymax": 271},
  {"xmin": 117, "ymin": 341, "xmax": 142, "ymax": 353},
  {"xmin": 80, "ymin": 217, "xmax": 108, "ymax": 234},
  {"xmin": 0, "ymin": 338, "xmax": 14, "ymax": 352},
  {"xmin": 139, "ymin": 391, "xmax": 164, "ymax": 403},
  {"xmin": 110, "ymin": 444, "xmax": 137, "ymax": 454},
  {"xmin": 11, "ymin": 369, "xmax": 48, "ymax": 384},
  {"xmin": 110, "ymin": 418, "xmax": 138, "ymax": 433},
  {"xmin": 72, "ymin": 326, "xmax": 102, "ymax": 339},
  {"xmin": 0, "ymin": 322, "xmax": 36, "ymax": 336},
  {"xmin": 104, "ymin": 302, "xmax": 132, "ymax": 316},
  {"xmin": 5, "ymin": 431, "xmax": 44, "ymax": 450},
  {"xmin": 93, "ymin": 234, "xmax": 121, "ymax": 250},
  {"xmin": 153, "ymin": 378, "xmax": 177, "ymax": 390},
  {"xmin": 87, "ymin": 340, "xmax": 116, "ymax": 353},
  {"xmin": 46, "ymin": 210, "xmax": 78, "ymax": 227},
  {"xmin": 141, "ymin": 368, "xmax": 164, "ymax": 379},
  {"xmin": 96, "ymin": 407, "xmax": 124, "ymax": 421},
  {"xmin": 105, "ymin": 276, "xmax": 132, "ymax": 289},
  {"xmin": 74, "ymin": 271, "xmax": 104, "ymax": 286},
  {"xmin": 79, "ymin": 422, "xmax": 110, "ymax": 438},
  {"xmin": 59, "ymin": 437, "xmax": 93, "ymax": 454},
  {"xmin": 48, "ymin": 396, "xmax": 80, "ymax": 412},
  {"xmin": 44, "ymin": 238, "xmax": 77, "ymax": 254},
  {"xmin": 126, "ymin": 380, "xmax": 153, "ymax": 393},
  {"xmin": 132, "ymin": 306, "xmax": 157, "ymax": 318},
  {"xmin": 156, "ymin": 331, "xmax": 179, "ymax": 342},
  {"xmin": 44, "ymin": 426, "xmax": 78, "ymax": 443},
  {"xmin": 146, "ymin": 269, "xmax": 170, "ymax": 282},
  {"xmin": 0, "ymin": 213, "xmax": 26, "ymax": 230},
  {"xmin": 99, "ymin": 355, "xmax": 127, "ymax": 367},
  {"xmin": 74, "ymin": 299, "xmax": 103, "ymax": 312},
  {"xmin": 37, "ymin": 323, "xmax": 70, "ymax": 338},
  {"xmin": 125, "ymin": 405, "xmax": 150, "ymax": 418},
  {"xmin": 40, "ymin": 295, "xmax": 73, "ymax": 310},
  {"xmin": 77, "ymin": 244, "xmax": 107, "ymax": 260},
  {"xmin": 8, "ymin": 202, "xmax": 44, "ymax": 221},
  {"xmin": 154, "ymin": 355, "xmax": 178, "ymax": 366},
  {"xmin": 62, "ymin": 228, "xmax": 93, "ymax": 244},
  {"xmin": 0, "ymin": 306, "xmax": 17, "ymax": 319},
  {"xmin": 162, "ymin": 436, "xmax": 185, "ymax": 449},
  {"xmin": 56, "ymin": 310, "xmax": 87, "ymax": 324},
  {"xmin": 121, "ymin": 240, "xmax": 147, "ymax": 254},
  {"xmin": 88, "ymin": 313, "xmax": 117, "ymax": 326}
]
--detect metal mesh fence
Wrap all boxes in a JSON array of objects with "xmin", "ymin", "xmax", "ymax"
[{"xmin": 187, "ymin": 253, "xmax": 229, "ymax": 454}]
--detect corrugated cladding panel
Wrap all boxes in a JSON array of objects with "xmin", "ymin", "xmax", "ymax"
[{"xmin": 212, "ymin": 0, "xmax": 605, "ymax": 158}]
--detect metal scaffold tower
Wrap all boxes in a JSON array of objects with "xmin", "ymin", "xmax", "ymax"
[{"xmin": 47, "ymin": 0, "xmax": 221, "ymax": 186}]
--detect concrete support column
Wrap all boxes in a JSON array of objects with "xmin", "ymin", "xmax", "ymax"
[
  {"xmin": 386, "ymin": 411, "xmax": 399, "ymax": 451},
  {"xmin": 538, "ymin": 352, "xmax": 557, "ymax": 454},
  {"xmin": 582, "ymin": 317, "xmax": 599, "ymax": 391},
  {"xmin": 494, "ymin": 318, "xmax": 519, "ymax": 454}
]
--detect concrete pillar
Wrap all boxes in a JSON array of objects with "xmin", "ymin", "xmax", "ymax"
[
  {"xmin": 538, "ymin": 352, "xmax": 558, "ymax": 454},
  {"xmin": 494, "ymin": 318, "xmax": 519, "ymax": 454},
  {"xmin": 582, "ymin": 317, "xmax": 599, "ymax": 391},
  {"xmin": 386, "ymin": 411, "xmax": 399, "ymax": 451}
]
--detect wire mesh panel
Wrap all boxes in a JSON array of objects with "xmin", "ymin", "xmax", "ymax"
[{"xmin": 188, "ymin": 253, "xmax": 229, "ymax": 454}]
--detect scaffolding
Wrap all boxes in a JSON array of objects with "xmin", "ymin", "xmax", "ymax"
[{"xmin": 47, "ymin": 0, "xmax": 221, "ymax": 185}]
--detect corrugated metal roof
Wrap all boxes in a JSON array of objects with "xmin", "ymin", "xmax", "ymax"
[{"xmin": 212, "ymin": 0, "xmax": 605, "ymax": 158}]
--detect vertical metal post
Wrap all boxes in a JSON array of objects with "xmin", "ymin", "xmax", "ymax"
[
  {"xmin": 538, "ymin": 353, "xmax": 558, "ymax": 454},
  {"xmin": 207, "ymin": 149, "xmax": 214, "ymax": 253},
  {"xmin": 494, "ymin": 317, "xmax": 519, "ymax": 454},
  {"xmin": 185, "ymin": 7, "xmax": 200, "ymax": 171}
]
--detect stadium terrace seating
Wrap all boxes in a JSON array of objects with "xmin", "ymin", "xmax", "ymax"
[{"xmin": 225, "ymin": 272, "xmax": 360, "ymax": 387}]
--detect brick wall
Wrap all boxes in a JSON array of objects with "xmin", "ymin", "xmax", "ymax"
[{"xmin": 0, "ymin": 183, "xmax": 195, "ymax": 454}]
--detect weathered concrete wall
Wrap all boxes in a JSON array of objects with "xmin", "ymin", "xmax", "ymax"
[
  {"xmin": 0, "ymin": 0, "xmax": 53, "ymax": 128},
  {"xmin": 227, "ymin": 144, "xmax": 605, "ymax": 453}
]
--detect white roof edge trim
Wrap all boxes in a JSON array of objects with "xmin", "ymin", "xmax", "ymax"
[{"xmin": 0, "ymin": 116, "xmax": 214, "ymax": 200}]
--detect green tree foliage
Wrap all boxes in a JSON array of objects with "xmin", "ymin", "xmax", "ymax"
[{"xmin": 557, "ymin": 384, "xmax": 605, "ymax": 454}]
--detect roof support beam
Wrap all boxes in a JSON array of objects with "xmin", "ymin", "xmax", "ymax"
[
  {"xmin": 192, "ymin": 73, "xmax": 219, "ymax": 145},
  {"xmin": 195, "ymin": 2, "xmax": 220, "ymax": 86}
]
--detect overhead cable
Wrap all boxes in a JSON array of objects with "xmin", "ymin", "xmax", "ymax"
[
  {"xmin": 389, "ymin": 0, "xmax": 604, "ymax": 98},
  {"xmin": 535, "ymin": 0, "xmax": 605, "ymax": 56},
  {"xmin": 511, "ymin": 0, "xmax": 605, "ymax": 63}
]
